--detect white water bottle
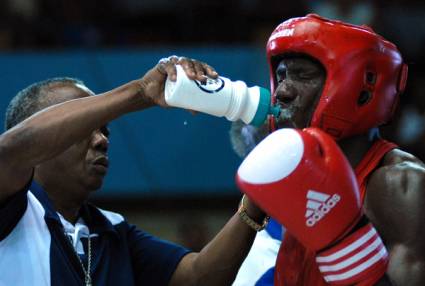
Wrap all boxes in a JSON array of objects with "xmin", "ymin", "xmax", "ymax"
[{"xmin": 164, "ymin": 65, "xmax": 280, "ymax": 126}]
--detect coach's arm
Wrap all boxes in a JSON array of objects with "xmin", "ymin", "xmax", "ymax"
[
  {"xmin": 0, "ymin": 60, "xmax": 196, "ymax": 204},
  {"xmin": 169, "ymin": 196, "xmax": 263, "ymax": 286}
]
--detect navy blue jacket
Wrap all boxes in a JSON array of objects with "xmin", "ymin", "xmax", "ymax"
[{"xmin": 0, "ymin": 181, "xmax": 189, "ymax": 286}]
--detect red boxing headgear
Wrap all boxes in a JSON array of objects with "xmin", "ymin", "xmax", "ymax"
[{"xmin": 267, "ymin": 14, "xmax": 408, "ymax": 139}]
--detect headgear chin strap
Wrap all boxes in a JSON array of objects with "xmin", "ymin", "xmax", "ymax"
[{"xmin": 267, "ymin": 14, "xmax": 408, "ymax": 139}]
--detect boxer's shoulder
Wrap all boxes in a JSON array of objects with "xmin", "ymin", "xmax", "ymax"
[
  {"xmin": 367, "ymin": 148, "xmax": 425, "ymax": 195},
  {"xmin": 381, "ymin": 148, "xmax": 424, "ymax": 167},
  {"xmin": 364, "ymin": 149, "xmax": 425, "ymax": 248}
]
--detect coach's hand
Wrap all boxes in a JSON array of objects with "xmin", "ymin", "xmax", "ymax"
[{"xmin": 137, "ymin": 55, "xmax": 218, "ymax": 108}]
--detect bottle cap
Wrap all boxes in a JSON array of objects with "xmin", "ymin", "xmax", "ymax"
[{"xmin": 250, "ymin": 87, "xmax": 280, "ymax": 126}]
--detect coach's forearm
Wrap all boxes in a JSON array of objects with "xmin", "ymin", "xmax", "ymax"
[
  {"xmin": 195, "ymin": 214, "xmax": 258, "ymax": 285},
  {"xmin": 0, "ymin": 81, "xmax": 147, "ymax": 167},
  {"xmin": 170, "ymin": 198, "xmax": 263, "ymax": 286}
]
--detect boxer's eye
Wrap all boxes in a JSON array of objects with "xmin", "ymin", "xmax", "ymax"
[{"xmin": 276, "ymin": 66, "xmax": 287, "ymax": 83}]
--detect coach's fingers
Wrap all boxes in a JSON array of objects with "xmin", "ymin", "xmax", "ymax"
[
  {"xmin": 157, "ymin": 55, "xmax": 179, "ymax": 81},
  {"xmin": 158, "ymin": 55, "xmax": 219, "ymax": 83},
  {"xmin": 177, "ymin": 57, "xmax": 219, "ymax": 82},
  {"xmin": 177, "ymin": 56, "xmax": 197, "ymax": 80},
  {"xmin": 201, "ymin": 62, "xmax": 218, "ymax": 80}
]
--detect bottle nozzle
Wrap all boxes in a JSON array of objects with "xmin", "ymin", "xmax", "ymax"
[
  {"xmin": 269, "ymin": 105, "xmax": 281, "ymax": 118},
  {"xmin": 249, "ymin": 87, "xmax": 281, "ymax": 127}
]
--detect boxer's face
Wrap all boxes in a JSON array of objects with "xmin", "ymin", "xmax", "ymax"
[
  {"xmin": 35, "ymin": 83, "xmax": 110, "ymax": 195},
  {"xmin": 273, "ymin": 56, "xmax": 326, "ymax": 129}
]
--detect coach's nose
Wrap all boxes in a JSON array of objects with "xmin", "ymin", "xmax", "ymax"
[{"xmin": 91, "ymin": 129, "xmax": 109, "ymax": 153}]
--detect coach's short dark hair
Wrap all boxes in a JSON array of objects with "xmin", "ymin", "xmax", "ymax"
[{"xmin": 5, "ymin": 77, "xmax": 84, "ymax": 130}]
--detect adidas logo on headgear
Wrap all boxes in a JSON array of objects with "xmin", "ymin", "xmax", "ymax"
[{"xmin": 305, "ymin": 190, "xmax": 340, "ymax": 227}]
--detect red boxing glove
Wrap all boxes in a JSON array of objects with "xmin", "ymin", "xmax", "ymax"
[{"xmin": 236, "ymin": 128, "xmax": 388, "ymax": 285}]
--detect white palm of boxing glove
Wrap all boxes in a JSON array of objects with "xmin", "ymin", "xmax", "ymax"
[{"xmin": 236, "ymin": 128, "xmax": 388, "ymax": 285}]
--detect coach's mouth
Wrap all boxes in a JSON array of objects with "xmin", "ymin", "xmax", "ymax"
[{"xmin": 92, "ymin": 156, "xmax": 109, "ymax": 174}]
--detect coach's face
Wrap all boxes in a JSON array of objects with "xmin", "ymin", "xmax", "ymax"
[
  {"xmin": 34, "ymin": 83, "xmax": 110, "ymax": 197},
  {"xmin": 273, "ymin": 55, "xmax": 326, "ymax": 129}
]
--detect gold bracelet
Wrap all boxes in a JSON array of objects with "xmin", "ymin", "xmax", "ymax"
[{"xmin": 237, "ymin": 195, "xmax": 269, "ymax": 232}]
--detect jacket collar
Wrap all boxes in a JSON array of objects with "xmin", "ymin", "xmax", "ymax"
[{"xmin": 29, "ymin": 180, "xmax": 119, "ymax": 238}]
